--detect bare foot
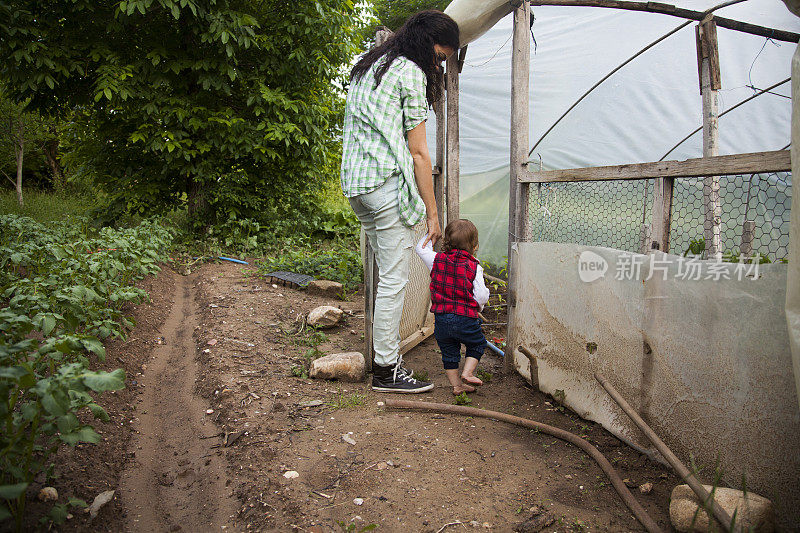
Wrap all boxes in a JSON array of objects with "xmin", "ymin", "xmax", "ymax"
[
  {"xmin": 452, "ymin": 383, "xmax": 476, "ymax": 395},
  {"xmin": 461, "ymin": 374, "xmax": 483, "ymax": 386}
]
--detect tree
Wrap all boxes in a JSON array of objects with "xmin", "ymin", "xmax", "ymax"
[
  {"xmin": 0, "ymin": 94, "xmax": 50, "ymax": 205},
  {"xmin": 372, "ymin": 0, "xmax": 450, "ymax": 32},
  {"xmin": 0, "ymin": 0, "xmax": 363, "ymax": 226}
]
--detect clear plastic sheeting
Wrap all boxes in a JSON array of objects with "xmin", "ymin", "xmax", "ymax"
[
  {"xmin": 511, "ymin": 242, "xmax": 800, "ymax": 528},
  {"xmin": 788, "ymin": 42, "xmax": 800, "ymax": 411},
  {"xmin": 426, "ymin": 0, "xmax": 799, "ymax": 264}
]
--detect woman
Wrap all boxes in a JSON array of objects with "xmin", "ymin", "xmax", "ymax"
[{"xmin": 341, "ymin": 10, "xmax": 459, "ymax": 393}]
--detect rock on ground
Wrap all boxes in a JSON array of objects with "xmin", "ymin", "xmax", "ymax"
[
  {"xmin": 307, "ymin": 305, "xmax": 343, "ymax": 328},
  {"xmin": 669, "ymin": 484, "xmax": 774, "ymax": 532},
  {"xmin": 309, "ymin": 352, "xmax": 365, "ymax": 382},
  {"xmin": 306, "ymin": 280, "xmax": 343, "ymax": 299}
]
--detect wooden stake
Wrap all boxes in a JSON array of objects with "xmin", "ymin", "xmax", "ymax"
[
  {"xmin": 649, "ymin": 177, "xmax": 674, "ymax": 252},
  {"xmin": 446, "ymin": 54, "xmax": 460, "ymax": 224},
  {"xmin": 740, "ymin": 220, "xmax": 755, "ymax": 259},
  {"xmin": 505, "ymin": 0, "xmax": 531, "ymax": 373},
  {"xmin": 698, "ymin": 19, "xmax": 721, "ymax": 259},
  {"xmin": 434, "ymin": 91, "xmax": 446, "ymax": 243}
]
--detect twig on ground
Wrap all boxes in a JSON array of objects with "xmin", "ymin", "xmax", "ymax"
[{"xmin": 436, "ymin": 520, "xmax": 466, "ymax": 533}]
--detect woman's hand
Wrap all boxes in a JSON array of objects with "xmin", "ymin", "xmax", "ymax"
[{"xmin": 424, "ymin": 215, "xmax": 442, "ymax": 247}]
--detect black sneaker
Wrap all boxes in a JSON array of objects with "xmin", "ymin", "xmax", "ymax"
[{"xmin": 372, "ymin": 363, "xmax": 434, "ymax": 393}]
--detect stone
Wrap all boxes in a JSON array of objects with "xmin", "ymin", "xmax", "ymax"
[
  {"xmin": 88, "ymin": 490, "xmax": 115, "ymax": 518},
  {"xmin": 307, "ymin": 280, "xmax": 344, "ymax": 299},
  {"xmin": 342, "ymin": 434, "xmax": 356, "ymax": 445},
  {"xmin": 307, "ymin": 305, "xmax": 343, "ymax": 328},
  {"xmin": 309, "ymin": 352, "xmax": 365, "ymax": 382},
  {"xmin": 283, "ymin": 470, "xmax": 299, "ymax": 479},
  {"xmin": 38, "ymin": 487, "xmax": 58, "ymax": 502},
  {"xmin": 669, "ymin": 484, "xmax": 774, "ymax": 532},
  {"xmin": 353, "ymin": 498, "xmax": 364, "ymax": 505}
]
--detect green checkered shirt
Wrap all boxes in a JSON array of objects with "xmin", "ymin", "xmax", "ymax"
[{"xmin": 340, "ymin": 55, "xmax": 429, "ymax": 226}]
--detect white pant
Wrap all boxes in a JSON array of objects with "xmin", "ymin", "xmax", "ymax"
[{"xmin": 349, "ymin": 175, "xmax": 414, "ymax": 367}]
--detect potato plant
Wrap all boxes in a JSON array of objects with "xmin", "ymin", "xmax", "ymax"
[{"xmin": 0, "ymin": 215, "xmax": 172, "ymax": 529}]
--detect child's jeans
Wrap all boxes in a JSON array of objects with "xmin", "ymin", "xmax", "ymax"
[{"xmin": 433, "ymin": 313, "xmax": 486, "ymax": 370}]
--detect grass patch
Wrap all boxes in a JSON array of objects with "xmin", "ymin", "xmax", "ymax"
[
  {"xmin": 410, "ymin": 369, "xmax": 428, "ymax": 382},
  {"xmin": 328, "ymin": 390, "xmax": 367, "ymax": 409},
  {"xmin": 0, "ymin": 188, "xmax": 98, "ymax": 223}
]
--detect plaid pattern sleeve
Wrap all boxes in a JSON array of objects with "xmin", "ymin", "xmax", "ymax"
[{"xmin": 340, "ymin": 56, "xmax": 429, "ymax": 226}]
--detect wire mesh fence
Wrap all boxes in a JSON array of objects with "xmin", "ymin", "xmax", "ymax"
[{"xmin": 527, "ymin": 171, "xmax": 792, "ymax": 262}]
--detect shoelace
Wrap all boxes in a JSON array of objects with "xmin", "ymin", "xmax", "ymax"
[{"xmin": 393, "ymin": 356, "xmax": 418, "ymax": 383}]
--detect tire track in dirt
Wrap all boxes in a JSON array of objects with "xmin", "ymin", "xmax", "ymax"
[{"xmin": 120, "ymin": 272, "xmax": 236, "ymax": 531}]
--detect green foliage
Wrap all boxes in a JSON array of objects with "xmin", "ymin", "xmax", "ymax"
[
  {"xmin": 0, "ymin": 215, "xmax": 171, "ymax": 529},
  {"xmin": 684, "ymin": 237, "xmax": 773, "ymax": 264},
  {"xmin": 453, "ymin": 392, "xmax": 472, "ymax": 406},
  {"xmin": 0, "ymin": 92, "xmax": 56, "ymax": 196},
  {"xmin": 258, "ymin": 233, "xmax": 362, "ymax": 295},
  {"xmin": 372, "ymin": 0, "xmax": 450, "ymax": 31},
  {"xmin": 475, "ymin": 369, "xmax": 492, "ymax": 383},
  {"xmin": 327, "ymin": 390, "xmax": 366, "ymax": 409},
  {"xmin": 1, "ymin": 0, "xmax": 366, "ymax": 226},
  {"xmin": 0, "ymin": 188, "xmax": 98, "ymax": 223},
  {"xmin": 410, "ymin": 369, "xmax": 428, "ymax": 382}
]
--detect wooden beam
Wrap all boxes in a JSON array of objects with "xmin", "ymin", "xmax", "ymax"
[
  {"xmin": 446, "ymin": 54, "xmax": 460, "ymax": 224},
  {"xmin": 520, "ymin": 150, "xmax": 791, "ymax": 183},
  {"xmin": 699, "ymin": 19, "xmax": 721, "ymax": 259},
  {"xmin": 528, "ymin": 0, "xmax": 800, "ymax": 43},
  {"xmin": 506, "ymin": 0, "xmax": 531, "ymax": 374},
  {"xmin": 398, "ymin": 314, "xmax": 435, "ymax": 356},
  {"xmin": 434, "ymin": 91, "xmax": 446, "ymax": 241}
]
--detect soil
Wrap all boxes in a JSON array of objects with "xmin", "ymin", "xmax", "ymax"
[{"xmin": 21, "ymin": 261, "xmax": 680, "ymax": 532}]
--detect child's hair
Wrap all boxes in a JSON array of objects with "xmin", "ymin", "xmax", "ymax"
[{"xmin": 442, "ymin": 219, "xmax": 479, "ymax": 255}]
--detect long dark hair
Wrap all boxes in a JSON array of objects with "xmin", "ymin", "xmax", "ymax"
[{"xmin": 351, "ymin": 10, "xmax": 460, "ymax": 106}]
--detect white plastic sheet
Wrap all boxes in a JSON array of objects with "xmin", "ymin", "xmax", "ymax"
[{"xmin": 426, "ymin": 0, "xmax": 798, "ymax": 263}]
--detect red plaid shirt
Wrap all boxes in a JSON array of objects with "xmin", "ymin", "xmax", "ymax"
[{"xmin": 429, "ymin": 249, "xmax": 480, "ymax": 318}]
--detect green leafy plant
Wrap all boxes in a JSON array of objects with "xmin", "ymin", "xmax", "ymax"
[
  {"xmin": 0, "ymin": 215, "xmax": 170, "ymax": 529},
  {"xmin": 475, "ymin": 369, "xmax": 493, "ymax": 383},
  {"xmin": 453, "ymin": 392, "xmax": 472, "ymax": 406}
]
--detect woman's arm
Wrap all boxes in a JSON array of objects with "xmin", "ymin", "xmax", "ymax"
[{"xmin": 407, "ymin": 121, "xmax": 441, "ymax": 247}]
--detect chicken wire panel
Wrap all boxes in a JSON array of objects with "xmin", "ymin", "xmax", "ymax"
[
  {"xmin": 669, "ymin": 172, "xmax": 792, "ymax": 261},
  {"xmin": 527, "ymin": 180, "xmax": 654, "ymax": 253},
  {"xmin": 399, "ymin": 222, "xmax": 432, "ymax": 340}
]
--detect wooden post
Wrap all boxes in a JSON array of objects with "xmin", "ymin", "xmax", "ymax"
[
  {"xmin": 649, "ymin": 178, "xmax": 674, "ymax": 252},
  {"xmin": 434, "ymin": 92, "xmax": 446, "ymax": 239},
  {"xmin": 363, "ymin": 27, "xmax": 393, "ymax": 370},
  {"xmin": 697, "ymin": 18, "xmax": 722, "ymax": 259},
  {"xmin": 741, "ymin": 220, "xmax": 755, "ymax": 259},
  {"xmin": 505, "ymin": 0, "xmax": 531, "ymax": 374},
  {"xmin": 446, "ymin": 54, "xmax": 460, "ymax": 224}
]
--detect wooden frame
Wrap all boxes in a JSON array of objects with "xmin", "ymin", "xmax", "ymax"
[
  {"xmin": 528, "ymin": 0, "xmax": 799, "ymax": 43},
  {"xmin": 505, "ymin": 0, "xmax": 532, "ymax": 373},
  {"xmin": 520, "ymin": 150, "xmax": 791, "ymax": 183}
]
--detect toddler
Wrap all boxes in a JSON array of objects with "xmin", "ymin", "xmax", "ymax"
[{"xmin": 415, "ymin": 219, "xmax": 490, "ymax": 394}]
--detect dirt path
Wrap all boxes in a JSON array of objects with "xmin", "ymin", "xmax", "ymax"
[{"xmin": 120, "ymin": 272, "xmax": 236, "ymax": 532}]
